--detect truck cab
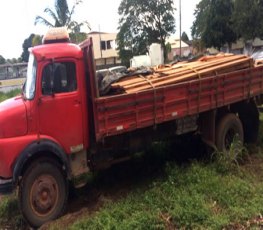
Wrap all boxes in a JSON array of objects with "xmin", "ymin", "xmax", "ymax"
[{"xmin": 0, "ymin": 28, "xmax": 92, "ymax": 227}]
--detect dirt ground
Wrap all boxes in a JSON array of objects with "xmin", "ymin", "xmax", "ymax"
[{"xmin": 0, "ymin": 78, "xmax": 25, "ymax": 87}]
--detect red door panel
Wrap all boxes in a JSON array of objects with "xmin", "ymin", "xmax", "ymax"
[{"xmin": 38, "ymin": 61, "xmax": 84, "ymax": 154}]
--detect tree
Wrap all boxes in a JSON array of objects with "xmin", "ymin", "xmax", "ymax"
[
  {"xmin": 191, "ymin": 0, "xmax": 210, "ymax": 40},
  {"xmin": 0, "ymin": 55, "xmax": 5, "ymax": 64},
  {"xmin": 32, "ymin": 35, "xmax": 43, "ymax": 47},
  {"xmin": 117, "ymin": 0, "xmax": 176, "ymax": 65},
  {"xmin": 20, "ymin": 34, "xmax": 43, "ymax": 62},
  {"xmin": 181, "ymin": 32, "xmax": 189, "ymax": 43},
  {"xmin": 192, "ymin": 0, "xmax": 236, "ymax": 50},
  {"xmin": 232, "ymin": 0, "xmax": 263, "ymax": 41},
  {"xmin": 21, "ymin": 34, "xmax": 35, "ymax": 62},
  {"xmin": 35, "ymin": 0, "xmax": 90, "ymax": 43}
]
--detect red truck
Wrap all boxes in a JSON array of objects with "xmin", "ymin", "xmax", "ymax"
[{"xmin": 0, "ymin": 28, "xmax": 262, "ymax": 227}]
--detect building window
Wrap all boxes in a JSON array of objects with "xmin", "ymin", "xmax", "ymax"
[
  {"xmin": 101, "ymin": 41, "xmax": 106, "ymax": 50},
  {"xmin": 107, "ymin": 40, "xmax": 112, "ymax": 49},
  {"xmin": 101, "ymin": 40, "xmax": 114, "ymax": 50}
]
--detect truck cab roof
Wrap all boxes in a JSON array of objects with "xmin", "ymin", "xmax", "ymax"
[{"xmin": 31, "ymin": 42, "xmax": 83, "ymax": 61}]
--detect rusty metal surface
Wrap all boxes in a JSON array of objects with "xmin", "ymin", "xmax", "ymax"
[{"xmin": 30, "ymin": 175, "xmax": 58, "ymax": 216}]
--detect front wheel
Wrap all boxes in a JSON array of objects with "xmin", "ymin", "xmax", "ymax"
[
  {"xmin": 19, "ymin": 159, "xmax": 68, "ymax": 228},
  {"xmin": 216, "ymin": 113, "xmax": 244, "ymax": 152}
]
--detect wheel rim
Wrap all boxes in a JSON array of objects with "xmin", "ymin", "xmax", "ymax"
[{"xmin": 30, "ymin": 174, "xmax": 59, "ymax": 217}]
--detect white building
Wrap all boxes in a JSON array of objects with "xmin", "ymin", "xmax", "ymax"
[
  {"xmin": 166, "ymin": 37, "xmax": 192, "ymax": 60},
  {"xmin": 87, "ymin": 32, "xmax": 121, "ymax": 68}
]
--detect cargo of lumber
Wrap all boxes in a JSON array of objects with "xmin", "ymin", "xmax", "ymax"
[{"xmin": 101, "ymin": 54, "xmax": 254, "ymax": 95}]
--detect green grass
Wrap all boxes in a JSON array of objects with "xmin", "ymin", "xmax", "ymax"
[
  {"xmin": 66, "ymin": 121, "xmax": 263, "ymax": 230},
  {"xmin": 0, "ymin": 195, "xmax": 24, "ymax": 229},
  {"xmin": 66, "ymin": 159, "xmax": 263, "ymax": 230},
  {"xmin": 0, "ymin": 89, "xmax": 21, "ymax": 102}
]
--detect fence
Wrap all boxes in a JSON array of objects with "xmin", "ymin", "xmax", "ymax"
[{"xmin": 0, "ymin": 63, "xmax": 27, "ymax": 80}]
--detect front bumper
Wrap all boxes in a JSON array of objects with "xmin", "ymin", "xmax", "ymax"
[{"xmin": 0, "ymin": 178, "xmax": 14, "ymax": 194}]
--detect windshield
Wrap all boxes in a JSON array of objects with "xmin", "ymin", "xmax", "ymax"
[{"xmin": 24, "ymin": 53, "xmax": 37, "ymax": 100}]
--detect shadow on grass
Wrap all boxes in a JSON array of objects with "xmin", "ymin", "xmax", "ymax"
[{"xmin": 67, "ymin": 134, "xmax": 207, "ymax": 214}]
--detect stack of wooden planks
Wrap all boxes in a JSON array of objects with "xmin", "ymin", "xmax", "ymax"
[{"xmin": 111, "ymin": 53, "xmax": 254, "ymax": 94}]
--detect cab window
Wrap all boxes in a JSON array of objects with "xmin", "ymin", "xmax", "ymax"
[{"xmin": 42, "ymin": 62, "xmax": 77, "ymax": 95}]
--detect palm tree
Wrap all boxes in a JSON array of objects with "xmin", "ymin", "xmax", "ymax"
[{"xmin": 35, "ymin": 0, "xmax": 90, "ymax": 42}]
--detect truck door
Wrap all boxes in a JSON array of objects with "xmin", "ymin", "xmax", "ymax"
[{"xmin": 38, "ymin": 60, "xmax": 84, "ymax": 154}]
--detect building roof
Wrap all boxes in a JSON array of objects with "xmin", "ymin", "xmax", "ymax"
[{"xmin": 166, "ymin": 37, "xmax": 189, "ymax": 49}]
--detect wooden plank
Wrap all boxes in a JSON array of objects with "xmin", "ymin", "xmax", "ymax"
[
  {"xmin": 110, "ymin": 54, "xmax": 253, "ymax": 94},
  {"xmin": 126, "ymin": 58, "xmax": 252, "ymax": 93},
  {"xmin": 112, "ymin": 55, "xmax": 249, "ymax": 88},
  {"xmin": 124, "ymin": 58, "xmax": 251, "ymax": 91}
]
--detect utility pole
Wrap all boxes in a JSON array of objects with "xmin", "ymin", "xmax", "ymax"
[{"xmin": 179, "ymin": 0, "xmax": 182, "ymax": 58}]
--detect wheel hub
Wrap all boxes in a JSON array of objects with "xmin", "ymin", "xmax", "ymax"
[{"xmin": 30, "ymin": 175, "xmax": 58, "ymax": 216}]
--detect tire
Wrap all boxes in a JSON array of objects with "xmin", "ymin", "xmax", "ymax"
[
  {"xmin": 216, "ymin": 113, "xmax": 244, "ymax": 152},
  {"xmin": 238, "ymin": 101, "xmax": 259, "ymax": 143},
  {"xmin": 19, "ymin": 158, "xmax": 68, "ymax": 228}
]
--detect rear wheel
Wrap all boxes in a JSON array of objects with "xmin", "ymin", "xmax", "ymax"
[
  {"xmin": 216, "ymin": 113, "xmax": 244, "ymax": 152},
  {"xmin": 238, "ymin": 101, "xmax": 259, "ymax": 143},
  {"xmin": 19, "ymin": 159, "xmax": 68, "ymax": 228}
]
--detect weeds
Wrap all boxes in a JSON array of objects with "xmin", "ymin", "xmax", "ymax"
[
  {"xmin": 50, "ymin": 133, "xmax": 263, "ymax": 230},
  {"xmin": 0, "ymin": 195, "xmax": 24, "ymax": 229},
  {"xmin": 68, "ymin": 157, "xmax": 263, "ymax": 230},
  {"xmin": 212, "ymin": 136, "xmax": 249, "ymax": 172}
]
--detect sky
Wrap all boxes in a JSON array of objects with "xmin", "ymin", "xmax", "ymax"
[{"xmin": 0, "ymin": 0, "xmax": 200, "ymax": 59}]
